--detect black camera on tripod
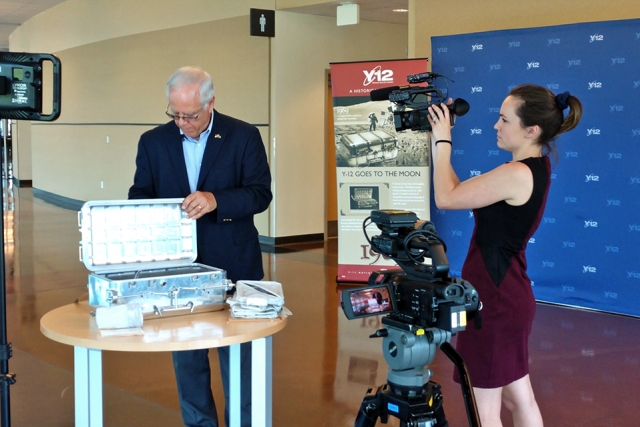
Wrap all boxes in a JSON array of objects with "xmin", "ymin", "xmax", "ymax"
[
  {"xmin": 340, "ymin": 210, "xmax": 482, "ymax": 427},
  {"xmin": 370, "ymin": 72, "xmax": 470, "ymax": 132},
  {"xmin": 342, "ymin": 210, "xmax": 479, "ymax": 333}
]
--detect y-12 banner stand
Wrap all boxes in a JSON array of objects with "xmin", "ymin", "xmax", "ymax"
[{"xmin": 330, "ymin": 59, "xmax": 431, "ymax": 283}]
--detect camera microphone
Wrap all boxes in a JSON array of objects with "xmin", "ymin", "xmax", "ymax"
[
  {"xmin": 449, "ymin": 98, "xmax": 470, "ymax": 117},
  {"xmin": 407, "ymin": 72, "xmax": 442, "ymax": 83},
  {"xmin": 370, "ymin": 85, "xmax": 410, "ymax": 101}
]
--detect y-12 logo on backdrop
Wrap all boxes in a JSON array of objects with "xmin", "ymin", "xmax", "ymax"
[
  {"xmin": 362, "ymin": 66, "xmax": 394, "ymax": 86},
  {"xmin": 565, "ymin": 151, "xmax": 579, "ymax": 158},
  {"xmin": 610, "ymin": 105, "xmax": 624, "ymax": 112},
  {"xmin": 568, "ymin": 59, "xmax": 581, "ymax": 67},
  {"xmin": 548, "ymin": 38, "xmax": 561, "ymax": 46},
  {"xmin": 489, "ymin": 64, "xmax": 501, "ymax": 71},
  {"xmin": 471, "ymin": 86, "xmax": 483, "ymax": 94},
  {"xmin": 634, "ymin": 81, "xmax": 640, "ymax": 89},
  {"xmin": 437, "ymin": 47, "xmax": 448, "ymax": 54},
  {"xmin": 454, "ymin": 66, "xmax": 465, "ymax": 73},
  {"xmin": 470, "ymin": 128, "xmax": 482, "ymax": 135},
  {"xmin": 611, "ymin": 57, "xmax": 625, "ymax": 65},
  {"xmin": 608, "ymin": 152, "xmax": 622, "ymax": 160},
  {"xmin": 589, "ymin": 33, "xmax": 604, "ymax": 43},
  {"xmin": 587, "ymin": 128, "xmax": 601, "ymax": 136},
  {"xmin": 588, "ymin": 81, "xmax": 602, "ymax": 90},
  {"xmin": 547, "ymin": 83, "xmax": 560, "ymax": 90},
  {"xmin": 583, "ymin": 265, "xmax": 597, "ymax": 273},
  {"xmin": 527, "ymin": 62, "xmax": 540, "ymax": 69},
  {"xmin": 508, "ymin": 41, "xmax": 520, "ymax": 48},
  {"xmin": 471, "ymin": 44, "xmax": 483, "ymax": 51},
  {"xmin": 585, "ymin": 174, "xmax": 600, "ymax": 182},
  {"xmin": 633, "ymin": 129, "xmax": 640, "ymax": 137},
  {"xmin": 584, "ymin": 220, "xmax": 598, "ymax": 228},
  {"xmin": 630, "ymin": 177, "xmax": 640, "ymax": 185}
]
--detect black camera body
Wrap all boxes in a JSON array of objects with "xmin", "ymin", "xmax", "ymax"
[
  {"xmin": 376, "ymin": 72, "xmax": 469, "ymax": 132},
  {"xmin": 341, "ymin": 209, "xmax": 480, "ymax": 333}
]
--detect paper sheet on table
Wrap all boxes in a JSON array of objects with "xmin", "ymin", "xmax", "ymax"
[{"xmin": 99, "ymin": 327, "xmax": 144, "ymax": 337}]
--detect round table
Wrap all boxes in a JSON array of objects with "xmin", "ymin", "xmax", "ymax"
[{"xmin": 41, "ymin": 301, "xmax": 287, "ymax": 427}]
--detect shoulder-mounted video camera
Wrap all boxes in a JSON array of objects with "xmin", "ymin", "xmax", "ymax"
[
  {"xmin": 341, "ymin": 210, "xmax": 480, "ymax": 333},
  {"xmin": 370, "ymin": 72, "xmax": 470, "ymax": 132}
]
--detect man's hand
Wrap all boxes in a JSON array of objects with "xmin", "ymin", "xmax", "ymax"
[{"xmin": 183, "ymin": 191, "xmax": 217, "ymax": 219}]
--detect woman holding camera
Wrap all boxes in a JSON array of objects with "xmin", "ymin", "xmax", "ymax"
[{"xmin": 428, "ymin": 84, "xmax": 582, "ymax": 427}]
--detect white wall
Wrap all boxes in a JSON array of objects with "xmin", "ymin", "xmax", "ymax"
[
  {"xmin": 270, "ymin": 12, "xmax": 407, "ymax": 238},
  {"xmin": 10, "ymin": 0, "xmax": 409, "ymax": 241}
]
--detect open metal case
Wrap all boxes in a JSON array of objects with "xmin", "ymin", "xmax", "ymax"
[{"xmin": 79, "ymin": 198, "xmax": 231, "ymax": 319}]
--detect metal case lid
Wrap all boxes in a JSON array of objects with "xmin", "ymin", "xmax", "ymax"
[{"xmin": 79, "ymin": 198, "xmax": 197, "ymax": 273}]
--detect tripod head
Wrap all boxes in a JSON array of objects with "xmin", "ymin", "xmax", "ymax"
[{"xmin": 356, "ymin": 315, "xmax": 481, "ymax": 427}]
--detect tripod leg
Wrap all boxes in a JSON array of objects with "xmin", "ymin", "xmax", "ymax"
[{"xmin": 354, "ymin": 387, "xmax": 382, "ymax": 427}]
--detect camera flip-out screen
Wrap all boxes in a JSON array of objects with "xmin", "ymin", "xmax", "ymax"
[{"xmin": 341, "ymin": 284, "xmax": 396, "ymax": 320}]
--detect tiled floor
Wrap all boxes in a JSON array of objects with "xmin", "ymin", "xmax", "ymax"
[{"xmin": 2, "ymin": 183, "xmax": 640, "ymax": 426}]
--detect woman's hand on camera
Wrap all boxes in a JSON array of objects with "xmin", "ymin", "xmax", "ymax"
[{"xmin": 428, "ymin": 98, "xmax": 453, "ymax": 142}]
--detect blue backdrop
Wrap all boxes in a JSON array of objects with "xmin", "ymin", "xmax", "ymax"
[{"xmin": 430, "ymin": 19, "xmax": 640, "ymax": 317}]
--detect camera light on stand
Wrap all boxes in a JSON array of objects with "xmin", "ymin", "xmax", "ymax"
[{"xmin": 337, "ymin": 2, "xmax": 359, "ymax": 26}]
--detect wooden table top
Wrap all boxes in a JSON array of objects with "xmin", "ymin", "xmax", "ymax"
[{"xmin": 40, "ymin": 301, "xmax": 287, "ymax": 352}]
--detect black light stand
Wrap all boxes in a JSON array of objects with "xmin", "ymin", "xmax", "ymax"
[
  {"xmin": 0, "ymin": 52, "xmax": 62, "ymax": 427},
  {"xmin": 0, "ymin": 118, "xmax": 14, "ymax": 427}
]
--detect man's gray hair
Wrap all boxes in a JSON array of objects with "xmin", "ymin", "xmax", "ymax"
[{"xmin": 166, "ymin": 66, "xmax": 215, "ymax": 106}]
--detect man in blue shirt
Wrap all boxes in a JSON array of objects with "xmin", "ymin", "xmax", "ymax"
[{"xmin": 129, "ymin": 66, "xmax": 272, "ymax": 427}]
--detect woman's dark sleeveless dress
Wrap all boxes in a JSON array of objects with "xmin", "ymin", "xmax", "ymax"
[{"xmin": 454, "ymin": 156, "xmax": 551, "ymax": 388}]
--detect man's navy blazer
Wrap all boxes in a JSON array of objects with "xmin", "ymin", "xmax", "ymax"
[{"xmin": 128, "ymin": 110, "xmax": 272, "ymax": 282}]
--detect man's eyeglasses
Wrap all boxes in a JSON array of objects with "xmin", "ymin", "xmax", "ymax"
[{"xmin": 165, "ymin": 104, "xmax": 205, "ymax": 123}]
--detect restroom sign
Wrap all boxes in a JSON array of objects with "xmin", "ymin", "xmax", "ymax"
[{"xmin": 250, "ymin": 9, "xmax": 275, "ymax": 37}]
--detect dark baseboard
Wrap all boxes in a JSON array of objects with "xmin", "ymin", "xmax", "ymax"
[
  {"xmin": 32, "ymin": 188, "xmax": 85, "ymax": 211},
  {"xmin": 327, "ymin": 220, "xmax": 337, "ymax": 238},
  {"xmin": 259, "ymin": 233, "xmax": 325, "ymax": 246},
  {"xmin": 12, "ymin": 177, "xmax": 32, "ymax": 188},
  {"xmin": 259, "ymin": 233, "xmax": 326, "ymax": 253}
]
